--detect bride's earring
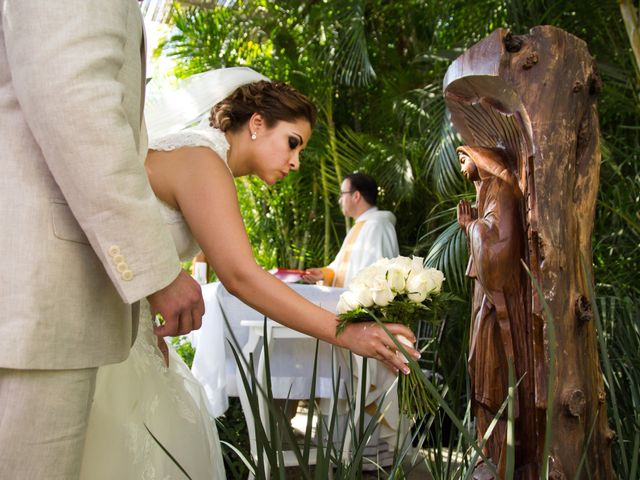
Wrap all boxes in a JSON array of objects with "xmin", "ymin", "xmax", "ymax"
[{"xmin": 251, "ymin": 132, "xmax": 257, "ymax": 140}]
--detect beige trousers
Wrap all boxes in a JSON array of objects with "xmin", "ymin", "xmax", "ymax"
[{"xmin": 0, "ymin": 367, "xmax": 97, "ymax": 480}]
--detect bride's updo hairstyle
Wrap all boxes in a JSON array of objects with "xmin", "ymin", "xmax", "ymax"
[{"xmin": 209, "ymin": 80, "xmax": 316, "ymax": 133}]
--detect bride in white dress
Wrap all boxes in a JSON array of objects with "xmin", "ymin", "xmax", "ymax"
[{"xmin": 80, "ymin": 68, "xmax": 420, "ymax": 479}]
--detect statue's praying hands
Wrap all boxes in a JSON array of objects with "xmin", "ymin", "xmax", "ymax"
[{"xmin": 457, "ymin": 199, "xmax": 477, "ymax": 231}]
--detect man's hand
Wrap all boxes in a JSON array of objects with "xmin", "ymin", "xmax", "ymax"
[
  {"xmin": 301, "ymin": 268, "xmax": 324, "ymax": 284},
  {"xmin": 147, "ymin": 271, "xmax": 205, "ymax": 337}
]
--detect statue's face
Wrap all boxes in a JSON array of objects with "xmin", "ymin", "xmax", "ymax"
[{"xmin": 459, "ymin": 152, "xmax": 479, "ymax": 181}]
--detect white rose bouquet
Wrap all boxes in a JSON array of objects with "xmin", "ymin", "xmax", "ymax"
[{"xmin": 335, "ymin": 255, "xmax": 447, "ymax": 418}]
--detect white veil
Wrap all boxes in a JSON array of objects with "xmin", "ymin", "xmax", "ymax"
[{"xmin": 144, "ymin": 67, "xmax": 269, "ymax": 143}]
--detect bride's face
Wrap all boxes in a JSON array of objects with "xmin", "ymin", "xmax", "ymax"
[{"xmin": 251, "ymin": 117, "xmax": 312, "ymax": 185}]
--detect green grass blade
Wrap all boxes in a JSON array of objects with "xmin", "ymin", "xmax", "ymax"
[{"xmin": 144, "ymin": 423, "xmax": 193, "ymax": 480}]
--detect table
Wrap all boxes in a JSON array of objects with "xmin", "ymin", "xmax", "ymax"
[
  {"xmin": 191, "ymin": 282, "xmax": 346, "ymax": 417},
  {"xmin": 190, "ymin": 281, "xmax": 404, "ymax": 474}
]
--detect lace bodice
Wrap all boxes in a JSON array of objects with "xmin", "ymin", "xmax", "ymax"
[
  {"xmin": 149, "ymin": 126, "xmax": 230, "ymax": 159},
  {"xmin": 149, "ymin": 127, "xmax": 231, "ymax": 262}
]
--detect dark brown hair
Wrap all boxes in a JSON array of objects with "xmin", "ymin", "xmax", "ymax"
[
  {"xmin": 345, "ymin": 172, "xmax": 378, "ymax": 206},
  {"xmin": 209, "ymin": 80, "xmax": 317, "ymax": 133}
]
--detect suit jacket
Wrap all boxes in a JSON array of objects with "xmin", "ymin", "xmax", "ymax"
[{"xmin": 0, "ymin": 0, "xmax": 181, "ymax": 369}]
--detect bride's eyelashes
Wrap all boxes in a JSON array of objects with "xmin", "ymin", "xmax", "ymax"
[{"xmin": 288, "ymin": 136, "xmax": 302, "ymax": 149}]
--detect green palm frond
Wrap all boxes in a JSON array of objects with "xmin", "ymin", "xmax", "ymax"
[
  {"xmin": 328, "ymin": 0, "xmax": 376, "ymax": 87},
  {"xmin": 426, "ymin": 117, "xmax": 463, "ymax": 199},
  {"xmin": 337, "ymin": 128, "xmax": 414, "ymax": 202},
  {"xmin": 333, "ymin": 127, "xmax": 369, "ymax": 177},
  {"xmin": 394, "ymin": 85, "xmax": 465, "ymax": 199},
  {"xmin": 424, "ymin": 217, "xmax": 469, "ymax": 297}
]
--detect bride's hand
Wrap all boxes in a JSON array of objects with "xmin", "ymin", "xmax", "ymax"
[{"xmin": 338, "ymin": 322, "xmax": 420, "ymax": 374}]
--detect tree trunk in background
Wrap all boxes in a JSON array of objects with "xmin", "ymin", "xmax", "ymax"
[{"xmin": 443, "ymin": 26, "xmax": 614, "ymax": 479}]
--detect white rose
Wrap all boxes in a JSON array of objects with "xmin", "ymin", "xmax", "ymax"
[
  {"xmin": 391, "ymin": 256, "xmax": 412, "ymax": 268},
  {"xmin": 425, "ymin": 268, "xmax": 445, "ymax": 294},
  {"xmin": 372, "ymin": 257, "xmax": 392, "ymax": 268},
  {"xmin": 336, "ymin": 290, "xmax": 361, "ymax": 314},
  {"xmin": 405, "ymin": 270, "xmax": 431, "ymax": 303},
  {"xmin": 356, "ymin": 264, "xmax": 383, "ymax": 285},
  {"xmin": 389, "ymin": 256, "xmax": 412, "ymax": 276},
  {"xmin": 371, "ymin": 277, "xmax": 396, "ymax": 306},
  {"xmin": 410, "ymin": 256, "xmax": 425, "ymax": 272},
  {"xmin": 406, "ymin": 268, "xmax": 446, "ymax": 302},
  {"xmin": 350, "ymin": 281, "xmax": 374, "ymax": 308},
  {"xmin": 386, "ymin": 266, "xmax": 406, "ymax": 293}
]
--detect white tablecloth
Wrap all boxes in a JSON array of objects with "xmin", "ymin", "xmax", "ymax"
[{"xmin": 191, "ymin": 282, "xmax": 346, "ymax": 417}]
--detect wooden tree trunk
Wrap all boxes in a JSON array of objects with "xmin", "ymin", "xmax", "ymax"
[{"xmin": 443, "ymin": 26, "xmax": 614, "ymax": 479}]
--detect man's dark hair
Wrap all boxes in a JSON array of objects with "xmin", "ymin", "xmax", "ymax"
[{"xmin": 345, "ymin": 172, "xmax": 378, "ymax": 206}]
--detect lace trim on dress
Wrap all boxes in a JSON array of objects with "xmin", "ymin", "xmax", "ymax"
[{"xmin": 148, "ymin": 127, "xmax": 232, "ymax": 175}]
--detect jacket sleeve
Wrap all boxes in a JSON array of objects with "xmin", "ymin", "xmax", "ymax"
[{"xmin": 3, "ymin": 0, "xmax": 180, "ymax": 303}]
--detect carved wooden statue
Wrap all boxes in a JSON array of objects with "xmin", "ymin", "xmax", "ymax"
[
  {"xmin": 444, "ymin": 26, "xmax": 614, "ymax": 479},
  {"xmin": 456, "ymin": 146, "xmax": 537, "ymax": 478}
]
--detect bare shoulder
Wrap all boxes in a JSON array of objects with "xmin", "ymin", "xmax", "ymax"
[
  {"xmin": 146, "ymin": 146, "xmax": 232, "ymax": 208},
  {"xmin": 175, "ymin": 146, "xmax": 232, "ymax": 182}
]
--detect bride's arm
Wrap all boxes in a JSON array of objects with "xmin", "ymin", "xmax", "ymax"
[{"xmin": 157, "ymin": 148, "xmax": 418, "ymax": 373}]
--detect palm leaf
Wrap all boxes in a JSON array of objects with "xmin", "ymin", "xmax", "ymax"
[
  {"xmin": 424, "ymin": 218, "xmax": 469, "ymax": 296},
  {"xmin": 328, "ymin": 0, "xmax": 376, "ymax": 87}
]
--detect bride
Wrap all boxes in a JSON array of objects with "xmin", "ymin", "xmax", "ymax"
[{"xmin": 80, "ymin": 68, "xmax": 419, "ymax": 479}]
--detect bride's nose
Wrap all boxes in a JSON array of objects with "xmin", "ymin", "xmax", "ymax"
[{"xmin": 289, "ymin": 153, "xmax": 300, "ymax": 171}]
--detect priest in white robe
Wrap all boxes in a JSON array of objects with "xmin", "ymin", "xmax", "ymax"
[
  {"xmin": 302, "ymin": 172, "xmax": 401, "ymax": 467},
  {"xmin": 302, "ymin": 172, "xmax": 399, "ymax": 288}
]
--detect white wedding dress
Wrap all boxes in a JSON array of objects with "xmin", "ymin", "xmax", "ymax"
[{"xmin": 80, "ymin": 127, "xmax": 231, "ymax": 480}]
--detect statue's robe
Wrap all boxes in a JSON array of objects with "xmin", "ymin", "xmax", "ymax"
[{"xmin": 466, "ymin": 173, "xmax": 536, "ymax": 475}]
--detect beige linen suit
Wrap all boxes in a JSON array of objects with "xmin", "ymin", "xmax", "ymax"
[{"xmin": 0, "ymin": 0, "xmax": 181, "ymax": 477}]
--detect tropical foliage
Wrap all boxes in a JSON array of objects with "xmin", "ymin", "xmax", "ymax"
[{"xmin": 156, "ymin": 0, "xmax": 640, "ymax": 477}]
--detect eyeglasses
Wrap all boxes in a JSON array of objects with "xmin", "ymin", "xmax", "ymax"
[{"xmin": 339, "ymin": 190, "xmax": 355, "ymax": 196}]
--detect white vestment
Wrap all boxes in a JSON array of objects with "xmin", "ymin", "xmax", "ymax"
[
  {"xmin": 324, "ymin": 207, "xmax": 402, "ymax": 464},
  {"xmin": 327, "ymin": 207, "xmax": 399, "ymax": 287}
]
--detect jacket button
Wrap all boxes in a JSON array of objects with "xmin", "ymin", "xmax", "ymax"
[
  {"xmin": 122, "ymin": 270, "xmax": 134, "ymax": 281},
  {"xmin": 108, "ymin": 245, "xmax": 121, "ymax": 257},
  {"xmin": 116, "ymin": 262, "xmax": 128, "ymax": 273},
  {"xmin": 112, "ymin": 254, "xmax": 125, "ymax": 264}
]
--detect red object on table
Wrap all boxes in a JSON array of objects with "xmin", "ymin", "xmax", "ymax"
[{"xmin": 269, "ymin": 268, "xmax": 307, "ymax": 283}]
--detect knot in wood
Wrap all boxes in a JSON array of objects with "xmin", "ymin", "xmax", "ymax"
[
  {"xmin": 504, "ymin": 32, "xmax": 523, "ymax": 52},
  {"xmin": 522, "ymin": 52, "xmax": 538, "ymax": 70},
  {"xmin": 588, "ymin": 64, "xmax": 603, "ymax": 95},
  {"xmin": 575, "ymin": 295, "xmax": 592, "ymax": 324},
  {"xmin": 549, "ymin": 454, "xmax": 566, "ymax": 480},
  {"xmin": 549, "ymin": 469, "xmax": 567, "ymax": 480},
  {"xmin": 563, "ymin": 388, "xmax": 586, "ymax": 417},
  {"xmin": 573, "ymin": 81, "xmax": 583, "ymax": 92},
  {"xmin": 598, "ymin": 389, "xmax": 606, "ymax": 404}
]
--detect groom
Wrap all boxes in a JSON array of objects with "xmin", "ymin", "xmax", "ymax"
[{"xmin": 0, "ymin": 1, "xmax": 204, "ymax": 478}]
